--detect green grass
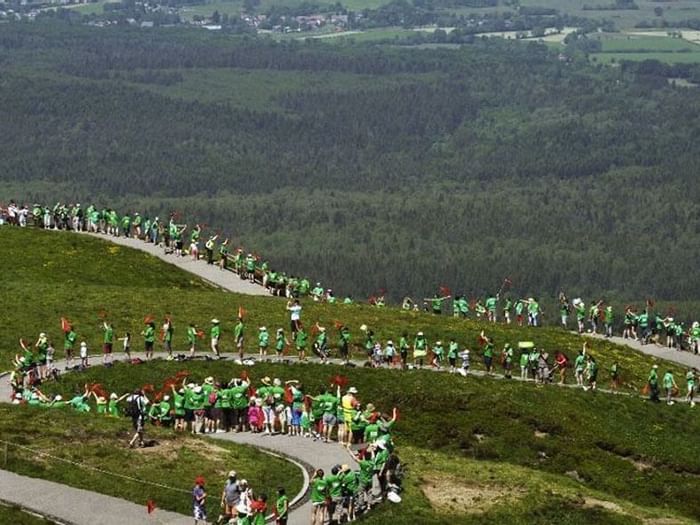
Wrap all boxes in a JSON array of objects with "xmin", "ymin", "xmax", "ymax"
[
  {"xmin": 5, "ymin": 227, "xmax": 700, "ymax": 523},
  {"xmin": 179, "ymin": 0, "xmax": 242, "ymax": 21},
  {"xmin": 40, "ymin": 359, "xmax": 700, "ymax": 522},
  {"xmin": 592, "ymin": 51, "xmax": 700, "ymax": 63},
  {"xmin": 0, "ymin": 227, "xmax": 689, "ymax": 391},
  {"xmin": 69, "ymin": 0, "xmax": 121, "ymax": 15},
  {"xmin": 0, "ymin": 505, "xmax": 55, "ymax": 525},
  {"xmin": 599, "ymin": 35, "xmax": 700, "ymax": 52},
  {"xmin": 0, "ymin": 404, "xmax": 302, "ymax": 518}
]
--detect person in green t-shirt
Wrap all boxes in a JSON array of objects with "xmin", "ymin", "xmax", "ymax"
[
  {"xmin": 275, "ymin": 328, "xmax": 290, "ymax": 361},
  {"xmin": 413, "ymin": 332, "xmax": 427, "ymax": 369},
  {"xmin": 604, "ymin": 305, "xmax": 614, "ymax": 338},
  {"xmin": 141, "ymin": 321, "xmax": 155, "ymax": 360},
  {"xmin": 663, "ymin": 370, "xmax": 677, "ymax": 405},
  {"xmin": 584, "ymin": 355, "xmax": 598, "ymax": 392},
  {"xmin": 102, "ymin": 321, "xmax": 114, "ymax": 366},
  {"xmin": 258, "ymin": 326, "xmax": 269, "ymax": 359},
  {"xmin": 295, "ymin": 327, "xmax": 308, "ymax": 362},
  {"xmin": 64, "ymin": 328, "xmax": 77, "ymax": 368},
  {"xmin": 480, "ymin": 331, "xmax": 494, "ymax": 374},
  {"xmin": 210, "ymin": 319, "xmax": 221, "ymax": 358},
  {"xmin": 519, "ymin": 349, "xmax": 530, "ymax": 380},
  {"xmin": 276, "ymin": 487, "xmax": 289, "ymax": 525},
  {"xmin": 234, "ymin": 318, "xmax": 245, "ymax": 361},
  {"xmin": 648, "ymin": 365, "xmax": 660, "ymax": 402},
  {"xmin": 186, "ymin": 322, "xmax": 198, "ymax": 358},
  {"xmin": 610, "ymin": 362, "xmax": 620, "ymax": 391},
  {"xmin": 310, "ymin": 469, "xmax": 328, "ymax": 525}
]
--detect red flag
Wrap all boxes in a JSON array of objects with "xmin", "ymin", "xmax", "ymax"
[
  {"xmin": 89, "ymin": 383, "xmax": 108, "ymax": 398},
  {"xmin": 238, "ymin": 306, "xmax": 246, "ymax": 320},
  {"xmin": 284, "ymin": 386, "xmax": 293, "ymax": 404},
  {"xmin": 439, "ymin": 286, "xmax": 451, "ymax": 297},
  {"xmin": 144, "ymin": 314, "xmax": 154, "ymax": 324},
  {"xmin": 333, "ymin": 320, "xmax": 344, "ymax": 330},
  {"xmin": 330, "ymin": 375, "xmax": 349, "ymax": 388},
  {"xmin": 60, "ymin": 317, "xmax": 72, "ymax": 333},
  {"xmin": 142, "ymin": 384, "xmax": 155, "ymax": 393},
  {"xmin": 311, "ymin": 324, "xmax": 320, "ymax": 336},
  {"xmin": 196, "ymin": 330, "xmax": 205, "ymax": 339},
  {"xmin": 147, "ymin": 500, "xmax": 156, "ymax": 514},
  {"xmin": 478, "ymin": 334, "xmax": 488, "ymax": 346}
]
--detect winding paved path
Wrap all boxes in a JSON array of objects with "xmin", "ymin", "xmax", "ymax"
[
  {"xmin": 0, "ymin": 352, "xmax": 354, "ymax": 525},
  {"xmin": 88, "ymin": 231, "xmax": 700, "ymax": 371},
  {"xmin": 3, "ymin": 228, "xmax": 700, "ymax": 524},
  {"xmin": 84, "ymin": 232, "xmax": 269, "ymax": 296}
]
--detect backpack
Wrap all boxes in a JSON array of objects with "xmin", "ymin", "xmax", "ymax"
[{"xmin": 125, "ymin": 396, "xmax": 141, "ymax": 417}]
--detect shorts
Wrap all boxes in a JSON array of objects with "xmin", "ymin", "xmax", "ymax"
[
  {"xmin": 145, "ymin": 341, "xmax": 154, "ymax": 352},
  {"xmin": 291, "ymin": 409, "xmax": 302, "ymax": 426},
  {"xmin": 193, "ymin": 505, "xmax": 206, "ymax": 521},
  {"xmin": 236, "ymin": 337, "xmax": 244, "ymax": 349},
  {"xmin": 184, "ymin": 409, "xmax": 195, "ymax": 422},
  {"xmin": 103, "ymin": 343, "xmax": 113, "ymax": 354},
  {"xmin": 132, "ymin": 415, "xmax": 145, "ymax": 431},
  {"xmin": 323, "ymin": 413, "xmax": 337, "ymax": 426},
  {"xmin": 263, "ymin": 406, "xmax": 275, "ymax": 424},
  {"xmin": 448, "ymin": 357, "xmax": 456, "ymax": 367}
]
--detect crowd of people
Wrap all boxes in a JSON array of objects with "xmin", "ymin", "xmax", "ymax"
[
  {"xmin": 9, "ymin": 364, "xmax": 402, "ymax": 525},
  {"xmin": 5, "ymin": 200, "xmax": 700, "ymax": 352}
]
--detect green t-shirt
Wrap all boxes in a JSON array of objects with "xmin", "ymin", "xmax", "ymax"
[
  {"xmin": 276, "ymin": 495, "xmax": 289, "ymax": 518},
  {"xmin": 211, "ymin": 325, "xmax": 221, "ymax": 339},
  {"xmin": 663, "ymin": 372, "xmax": 675, "ymax": 389},
  {"xmin": 143, "ymin": 325, "xmax": 155, "ymax": 343},
  {"xmin": 103, "ymin": 326, "xmax": 114, "ymax": 344},
  {"xmin": 310, "ymin": 478, "xmax": 328, "ymax": 504},
  {"xmin": 258, "ymin": 330, "xmax": 269, "ymax": 348},
  {"xmin": 64, "ymin": 331, "xmax": 77, "ymax": 351}
]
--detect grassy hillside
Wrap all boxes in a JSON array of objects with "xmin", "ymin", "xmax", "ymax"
[
  {"xmin": 0, "ymin": 505, "xmax": 56, "ymax": 525},
  {"xmin": 4, "ymin": 227, "xmax": 700, "ymax": 524},
  {"xmin": 0, "ymin": 227, "xmax": 688, "ymax": 388},
  {"xmin": 0, "ymin": 405, "xmax": 302, "ymax": 517},
  {"xmin": 40, "ymin": 360, "xmax": 700, "ymax": 523}
]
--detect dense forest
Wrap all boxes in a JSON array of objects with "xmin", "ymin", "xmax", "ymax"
[{"xmin": 1, "ymin": 22, "xmax": 700, "ymax": 302}]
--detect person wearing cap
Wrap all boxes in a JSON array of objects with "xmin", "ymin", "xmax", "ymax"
[
  {"xmin": 108, "ymin": 392, "xmax": 129, "ymax": 418},
  {"xmin": 192, "ymin": 476, "xmax": 207, "ymax": 525},
  {"xmin": 258, "ymin": 327, "xmax": 269, "ymax": 359},
  {"xmin": 648, "ymin": 364, "xmax": 660, "ymax": 402},
  {"xmin": 384, "ymin": 340, "xmax": 396, "ymax": 367},
  {"xmin": 341, "ymin": 387, "xmax": 359, "ymax": 447},
  {"xmin": 219, "ymin": 470, "xmax": 241, "ymax": 522},
  {"xmin": 413, "ymin": 332, "xmax": 427, "ymax": 369},
  {"xmin": 204, "ymin": 234, "xmax": 218, "ymax": 265},
  {"xmin": 431, "ymin": 341, "xmax": 444, "ymax": 369},
  {"xmin": 210, "ymin": 319, "xmax": 221, "ymax": 359},
  {"xmin": 275, "ymin": 328, "xmax": 290, "ymax": 362}
]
